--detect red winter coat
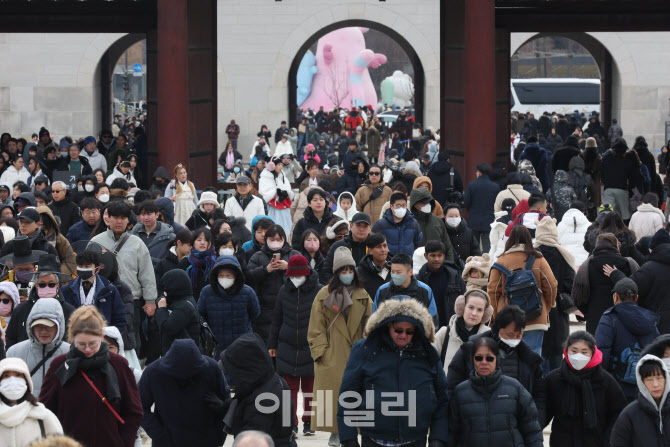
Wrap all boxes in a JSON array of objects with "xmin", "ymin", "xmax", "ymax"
[{"xmin": 40, "ymin": 353, "xmax": 143, "ymax": 447}]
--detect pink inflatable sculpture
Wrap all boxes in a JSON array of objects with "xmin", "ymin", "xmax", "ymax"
[{"xmin": 300, "ymin": 27, "xmax": 387, "ymax": 111}]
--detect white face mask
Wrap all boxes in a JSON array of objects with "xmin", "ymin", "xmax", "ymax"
[
  {"xmin": 77, "ymin": 185, "xmax": 84, "ymax": 192},
  {"xmin": 419, "ymin": 204, "xmax": 431, "ymax": 214},
  {"xmin": 219, "ymin": 248, "xmax": 235, "ymax": 257},
  {"xmin": 267, "ymin": 240, "xmax": 284, "ymax": 251},
  {"xmin": 500, "ymin": 337, "xmax": 521, "ymax": 348},
  {"xmin": 98, "ymin": 193, "xmax": 109, "ymax": 203},
  {"xmin": 218, "ymin": 277, "xmax": 235, "ymax": 289},
  {"xmin": 568, "ymin": 353, "xmax": 592, "ymax": 371},
  {"xmin": 290, "ymin": 276, "xmax": 306, "ymax": 288},
  {"xmin": 663, "ymin": 358, "xmax": 670, "ymax": 370},
  {"xmin": 393, "ymin": 207, "xmax": 406, "ymax": 219},
  {"xmin": 446, "ymin": 217, "xmax": 462, "ymax": 228},
  {"xmin": 85, "ymin": 184, "xmax": 94, "ymax": 192},
  {"xmin": 0, "ymin": 376, "xmax": 27, "ymax": 401}
]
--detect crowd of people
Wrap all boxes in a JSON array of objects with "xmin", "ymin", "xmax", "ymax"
[{"xmin": 0, "ymin": 107, "xmax": 669, "ymax": 447}]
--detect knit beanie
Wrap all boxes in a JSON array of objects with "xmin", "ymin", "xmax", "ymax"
[
  {"xmin": 453, "ymin": 289, "xmax": 494, "ymax": 324},
  {"xmin": 332, "ymin": 246, "xmax": 355, "ymax": 273},
  {"xmin": 286, "ymin": 255, "xmax": 310, "ymax": 277},
  {"xmin": 650, "ymin": 229, "xmax": 670, "ymax": 251},
  {"xmin": 0, "ymin": 357, "xmax": 33, "ymax": 393},
  {"xmin": 461, "ymin": 254, "xmax": 491, "ymax": 281}
]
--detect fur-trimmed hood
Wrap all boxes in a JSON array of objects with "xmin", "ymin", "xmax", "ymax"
[{"xmin": 365, "ymin": 298, "xmax": 435, "ymax": 342}]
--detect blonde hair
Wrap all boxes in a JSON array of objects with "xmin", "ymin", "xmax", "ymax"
[
  {"xmin": 67, "ymin": 306, "xmax": 106, "ymax": 342},
  {"xmin": 173, "ymin": 163, "xmax": 195, "ymax": 196}
]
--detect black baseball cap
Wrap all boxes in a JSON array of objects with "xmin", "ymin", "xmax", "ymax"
[
  {"xmin": 352, "ymin": 212, "xmax": 371, "ymax": 225},
  {"xmin": 18, "ymin": 208, "xmax": 40, "ymax": 223}
]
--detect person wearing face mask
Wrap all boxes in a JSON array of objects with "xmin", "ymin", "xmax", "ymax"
[
  {"xmin": 447, "ymin": 305, "xmax": 547, "ymax": 426},
  {"xmin": 372, "ymin": 193, "xmax": 422, "ymax": 256},
  {"xmin": 155, "ymin": 229, "xmax": 193, "ymax": 297},
  {"xmin": 298, "ymin": 229, "xmax": 324, "ymax": 273},
  {"xmin": 198, "ymin": 255, "xmax": 260, "ymax": 357},
  {"xmin": 73, "ymin": 174, "xmax": 97, "ymax": 205},
  {"xmin": 218, "ymin": 140, "xmax": 243, "ymax": 179},
  {"xmin": 595, "ymin": 278, "xmax": 659, "ymax": 401},
  {"xmin": 611, "ymin": 355, "xmax": 670, "ymax": 446},
  {"xmin": 0, "ymin": 282, "xmax": 19, "ymax": 343},
  {"xmin": 6, "ymin": 297, "xmax": 70, "ymax": 397},
  {"xmin": 153, "ymin": 269, "xmax": 200, "ymax": 356},
  {"xmin": 5, "ymin": 254, "xmax": 75, "ymax": 350},
  {"xmin": 544, "ymin": 331, "xmax": 626, "ymax": 447},
  {"xmin": 94, "ymin": 182, "xmax": 111, "ymax": 204},
  {"xmin": 268, "ymin": 255, "xmax": 322, "ymax": 437},
  {"xmin": 226, "ymin": 159, "xmax": 245, "ymax": 183},
  {"xmin": 449, "ymin": 337, "xmax": 543, "ymax": 447},
  {"xmin": 178, "ymin": 228, "xmax": 217, "ymax": 303},
  {"xmin": 308, "ymin": 246, "xmax": 372, "ymax": 446},
  {"xmin": 60, "ymin": 250, "xmax": 127, "ymax": 335},
  {"xmin": 409, "ymin": 188, "xmax": 456, "ymax": 261},
  {"xmin": 39, "ymin": 306, "xmax": 143, "ymax": 447},
  {"xmin": 0, "ymin": 358, "xmax": 63, "ymax": 443},
  {"xmin": 245, "ymin": 225, "xmax": 300, "ymax": 345},
  {"xmin": 443, "ymin": 203, "xmax": 480, "ymax": 266}
]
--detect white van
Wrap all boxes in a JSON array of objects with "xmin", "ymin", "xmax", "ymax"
[{"xmin": 510, "ymin": 78, "xmax": 600, "ymax": 117}]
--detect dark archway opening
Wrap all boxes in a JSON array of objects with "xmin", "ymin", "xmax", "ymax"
[{"xmin": 288, "ymin": 20, "xmax": 425, "ymax": 129}]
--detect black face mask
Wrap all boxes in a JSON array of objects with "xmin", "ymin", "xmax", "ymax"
[
  {"xmin": 154, "ymin": 179, "xmax": 168, "ymax": 188},
  {"xmin": 77, "ymin": 268, "xmax": 94, "ymax": 281}
]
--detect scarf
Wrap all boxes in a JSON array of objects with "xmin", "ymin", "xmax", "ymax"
[
  {"xmin": 452, "ymin": 316, "xmax": 479, "ymax": 343},
  {"xmin": 560, "ymin": 347, "xmax": 603, "ymax": 431},
  {"xmin": 55, "ymin": 342, "xmax": 121, "ymax": 402},
  {"xmin": 186, "ymin": 247, "xmax": 217, "ymax": 289},
  {"xmin": 534, "ymin": 228, "xmax": 576, "ymax": 271},
  {"xmin": 465, "ymin": 277, "xmax": 488, "ymax": 290},
  {"xmin": 225, "ymin": 149, "xmax": 235, "ymax": 170},
  {"xmin": 323, "ymin": 285, "xmax": 354, "ymax": 317}
]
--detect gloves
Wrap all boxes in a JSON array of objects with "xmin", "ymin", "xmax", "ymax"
[
  {"xmin": 203, "ymin": 393, "xmax": 230, "ymax": 418},
  {"xmin": 428, "ymin": 440, "xmax": 446, "ymax": 447},
  {"xmin": 340, "ymin": 440, "xmax": 360, "ymax": 447}
]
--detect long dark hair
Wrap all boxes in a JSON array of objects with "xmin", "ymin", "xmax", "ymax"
[
  {"xmin": 0, "ymin": 373, "xmax": 38, "ymax": 407},
  {"xmin": 599, "ymin": 211, "xmax": 627, "ymax": 234},
  {"xmin": 299, "ymin": 229, "xmax": 320, "ymax": 258},
  {"xmin": 328, "ymin": 265, "xmax": 362, "ymax": 292},
  {"xmin": 504, "ymin": 225, "xmax": 543, "ymax": 258}
]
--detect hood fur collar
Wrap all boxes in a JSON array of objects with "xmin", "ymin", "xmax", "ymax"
[{"xmin": 365, "ymin": 298, "xmax": 435, "ymax": 342}]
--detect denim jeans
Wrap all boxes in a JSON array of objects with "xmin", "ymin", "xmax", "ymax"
[{"xmin": 522, "ymin": 329, "xmax": 544, "ymax": 357}]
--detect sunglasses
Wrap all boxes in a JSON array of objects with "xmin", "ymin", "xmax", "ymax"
[
  {"xmin": 392, "ymin": 325, "xmax": 414, "ymax": 336},
  {"xmin": 0, "ymin": 298, "xmax": 11, "ymax": 304},
  {"xmin": 369, "ymin": 171, "xmax": 381, "ymax": 176},
  {"xmin": 37, "ymin": 282, "xmax": 57, "ymax": 289},
  {"xmin": 474, "ymin": 355, "xmax": 496, "ymax": 363}
]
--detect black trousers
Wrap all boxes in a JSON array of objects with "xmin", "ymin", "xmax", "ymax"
[{"xmin": 361, "ymin": 437, "xmax": 426, "ymax": 447}]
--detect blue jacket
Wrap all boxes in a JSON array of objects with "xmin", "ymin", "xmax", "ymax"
[
  {"xmin": 61, "ymin": 275, "xmax": 127, "ymax": 334},
  {"xmin": 372, "ymin": 208, "xmax": 422, "ymax": 256},
  {"xmin": 519, "ymin": 143, "xmax": 551, "ymax": 192},
  {"xmin": 463, "ymin": 174, "xmax": 500, "ymax": 231},
  {"xmin": 139, "ymin": 339, "xmax": 230, "ymax": 447},
  {"xmin": 198, "ymin": 255, "xmax": 261, "ymax": 357},
  {"xmin": 65, "ymin": 220, "xmax": 95, "ymax": 244},
  {"xmin": 595, "ymin": 301, "xmax": 660, "ymax": 398},
  {"xmin": 373, "ymin": 278, "xmax": 439, "ymax": 327}
]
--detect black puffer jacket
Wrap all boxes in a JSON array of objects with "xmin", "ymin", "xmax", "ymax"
[
  {"xmin": 545, "ymin": 359, "xmax": 626, "ymax": 447},
  {"xmin": 321, "ymin": 234, "xmax": 370, "ymax": 284},
  {"xmin": 113, "ymin": 277, "xmax": 137, "ymax": 351},
  {"xmin": 537, "ymin": 245, "xmax": 575, "ymax": 357},
  {"xmin": 154, "ymin": 247, "xmax": 181, "ymax": 297},
  {"xmin": 221, "ymin": 333, "xmax": 296, "ymax": 447},
  {"xmin": 356, "ymin": 254, "xmax": 391, "ymax": 304},
  {"xmin": 48, "ymin": 197, "xmax": 82, "ymax": 236},
  {"xmin": 447, "ymin": 330, "xmax": 546, "ymax": 426},
  {"xmin": 245, "ymin": 242, "xmax": 300, "ymax": 344},
  {"xmin": 449, "ymin": 368, "xmax": 544, "ymax": 447},
  {"xmin": 584, "ymin": 227, "xmax": 645, "ymax": 266},
  {"xmin": 445, "ymin": 219, "xmax": 481, "ymax": 264},
  {"xmin": 268, "ymin": 270, "xmax": 321, "ymax": 377},
  {"xmin": 290, "ymin": 206, "xmax": 334, "ymax": 248},
  {"xmin": 611, "ymin": 242, "xmax": 670, "ymax": 334},
  {"xmin": 417, "ymin": 261, "xmax": 465, "ymax": 329},
  {"xmin": 154, "ymin": 269, "xmax": 200, "ymax": 355}
]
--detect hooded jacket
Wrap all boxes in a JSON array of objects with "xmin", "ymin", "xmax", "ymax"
[
  {"xmin": 494, "ymin": 184, "xmax": 531, "ymax": 213},
  {"xmin": 610, "ymin": 355, "xmax": 670, "ymax": 447},
  {"xmin": 547, "ymin": 170, "xmax": 576, "ymax": 222},
  {"xmin": 567, "ymin": 156, "xmax": 593, "ymax": 205},
  {"xmin": 259, "ymin": 168, "xmax": 294, "ymax": 208},
  {"xmin": 268, "ymin": 269, "xmax": 321, "ymax": 377},
  {"xmin": 334, "ymin": 191, "xmax": 357, "ymax": 222},
  {"xmin": 372, "ymin": 208, "xmax": 423, "ymax": 256},
  {"xmin": 629, "ymin": 203, "xmax": 666, "ymax": 240},
  {"xmin": 129, "ymin": 221, "xmax": 176, "ymax": 263},
  {"xmin": 0, "ymin": 165, "xmax": 29, "ymax": 187},
  {"xmin": 551, "ymin": 143, "xmax": 581, "ymax": 174},
  {"xmin": 0, "ymin": 391, "xmax": 63, "ymax": 446},
  {"xmin": 199, "ymin": 256, "xmax": 260, "ymax": 356},
  {"xmin": 610, "ymin": 242, "xmax": 670, "ymax": 334},
  {"xmin": 221, "ymin": 333, "xmax": 295, "ymax": 447},
  {"xmin": 5, "ymin": 288, "xmax": 75, "ymax": 350},
  {"xmin": 155, "ymin": 197, "xmax": 185, "ymax": 234},
  {"xmin": 596, "ymin": 301, "xmax": 660, "ymax": 398},
  {"xmin": 140, "ymin": 339, "xmax": 229, "ymax": 447},
  {"xmin": 519, "ymin": 142, "xmax": 551, "ymax": 192},
  {"xmin": 154, "ymin": 270, "xmax": 200, "ymax": 355},
  {"xmin": 245, "ymin": 243, "xmax": 299, "ymax": 345},
  {"xmin": 61, "ymin": 275, "xmax": 127, "ymax": 335},
  {"xmin": 338, "ymin": 299, "xmax": 449, "ymax": 444},
  {"xmin": 36, "ymin": 206, "xmax": 78, "ymax": 277},
  {"xmin": 104, "ymin": 326, "xmax": 141, "ymax": 380},
  {"xmin": 556, "ymin": 208, "xmax": 590, "ymax": 266},
  {"xmin": 6, "ymin": 298, "xmax": 71, "ymax": 397},
  {"xmin": 427, "ymin": 160, "xmax": 463, "ymax": 205},
  {"xmin": 409, "ymin": 188, "xmax": 455, "ymax": 259},
  {"xmin": 83, "ymin": 147, "xmax": 107, "ymax": 173}
]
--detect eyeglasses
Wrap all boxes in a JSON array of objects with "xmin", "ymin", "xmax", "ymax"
[
  {"xmin": 52, "ymin": 190, "xmax": 64, "ymax": 194},
  {"xmin": 75, "ymin": 341, "xmax": 101, "ymax": 350},
  {"xmin": 474, "ymin": 355, "xmax": 496, "ymax": 363},
  {"xmin": 37, "ymin": 282, "xmax": 57, "ymax": 289},
  {"xmin": 0, "ymin": 298, "xmax": 11, "ymax": 304},
  {"xmin": 392, "ymin": 324, "xmax": 414, "ymax": 336}
]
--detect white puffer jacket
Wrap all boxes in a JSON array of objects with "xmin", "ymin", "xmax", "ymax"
[
  {"xmin": 224, "ymin": 194, "xmax": 266, "ymax": 232},
  {"xmin": 0, "ymin": 401, "xmax": 63, "ymax": 446},
  {"xmin": 628, "ymin": 203, "xmax": 666, "ymax": 240},
  {"xmin": 259, "ymin": 168, "xmax": 294, "ymax": 206},
  {"xmin": 556, "ymin": 208, "xmax": 591, "ymax": 266},
  {"xmin": 488, "ymin": 211, "xmax": 510, "ymax": 263},
  {"xmin": 433, "ymin": 314, "xmax": 490, "ymax": 374}
]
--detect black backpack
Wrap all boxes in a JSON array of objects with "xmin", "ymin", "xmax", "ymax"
[
  {"xmin": 491, "ymin": 254, "xmax": 543, "ymax": 321},
  {"xmin": 186, "ymin": 300, "xmax": 218, "ymax": 358}
]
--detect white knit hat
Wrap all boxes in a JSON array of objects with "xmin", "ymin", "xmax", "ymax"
[
  {"xmin": 197, "ymin": 191, "xmax": 220, "ymax": 210},
  {"xmin": 0, "ymin": 357, "xmax": 33, "ymax": 394}
]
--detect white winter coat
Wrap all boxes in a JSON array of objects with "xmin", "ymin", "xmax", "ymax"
[
  {"xmin": 334, "ymin": 192, "xmax": 358, "ymax": 222},
  {"xmin": 0, "ymin": 401, "xmax": 62, "ymax": 446},
  {"xmin": 629, "ymin": 203, "xmax": 666, "ymax": 240},
  {"xmin": 433, "ymin": 314, "xmax": 490, "ymax": 374},
  {"xmin": 556, "ymin": 208, "xmax": 591, "ymax": 266},
  {"xmin": 488, "ymin": 211, "xmax": 509, "ymax": 263},
  {"xmin": 249, "ymin": 140, "xmax": 271, "ymax": 159},
  {"xmin": 84, "ymin": 148, "xmax": 108, "ymax": 173},
  {"xmin": 106, "ymin": 168, "xmax": 136, "ymax": 188},
  {"xmin": 259, "ymin": 168, "xmax": 294, "ymax": 205},
  {"xmin": 224, "ymin": 194, "xmax": 266, "ymax": 232},
  {"xmin": 0, "ymin": 166, "xmax": 29, "ymax": 187},
  {"xmin": 273, "ymin": 140, "xmax": 294, "ymax": 157}
]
